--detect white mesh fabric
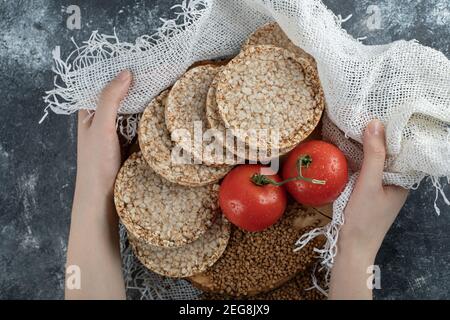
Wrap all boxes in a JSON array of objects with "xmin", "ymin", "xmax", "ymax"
[
  {"xmin": 45, "ymin": 0, "xmax": 450, "ymax": 295},
  {"xmin": 120, "ymin": 225, "xmax": 202, "ymax": 300}
]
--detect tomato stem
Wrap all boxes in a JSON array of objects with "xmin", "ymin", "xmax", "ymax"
[{"xmin": 250, "ymin": 155, "xmax": 326, "ymax": 187}]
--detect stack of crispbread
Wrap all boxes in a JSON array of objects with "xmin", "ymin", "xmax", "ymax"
[
  {"xmin": 114, "ymin": 22, "xmax": 327, "ymax": 298},
  {"xmin": 114, "ymin": 152, "xmax": 231, "ymax": 278}
]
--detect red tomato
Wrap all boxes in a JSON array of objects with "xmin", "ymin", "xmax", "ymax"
[
  {"xmin": 219, "ymin": 164, "xmax": 287, "ymax": 232},
  {"xmin": 282, "ymin": 140, "xmax": 348, "ymax": 206}
]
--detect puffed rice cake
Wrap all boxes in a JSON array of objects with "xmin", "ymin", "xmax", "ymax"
[
  {"xmin": 206, "ymin": 73, "xmax": 293, "ymax": 161},
  {"xmin": 243, "ymin": 22, "xmax": 316, "ymax": 66},
  {"xmin": 165, "ymin": 65, "xmax": 238, "ymax": 166},
  {"xmin": 138, "ymin": 90, "xmax": 231, "ymax": 187},
  {"xmin": 114, "ymin": 152, "xmax": 220, "ymax": 247},
  {"xmin": 215, "ymin": 45, "xmax": 324, "ymax": 156},
  {"xmin": 205, "ymin": 73, "xmax": 249, "ymax": 162},
  {"xmin": 128, "ymin": 215, "xmax": 231, "ymax": 278}
]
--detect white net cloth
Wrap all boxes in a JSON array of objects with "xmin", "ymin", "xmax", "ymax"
[
  {"xmin": 119, "ymin": 225, "xmax": 201, "ymax": 300},
  {"xmin": 45, "ymin": 0, "xmax": 450, "ymax": 297}
]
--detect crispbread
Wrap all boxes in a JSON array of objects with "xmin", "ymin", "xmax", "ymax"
[
  {"xmin": 205, "ymin": 74, "xmax": 246, "ymax": 162},
  {"xmin": 128, "ymin": 215, "xmax": 231, "ymax": 278},
  {"xmin": 114, "ymin": 152, "xmax": 220, "ymax": 247},
  {"xmin": 138, "ymin": 90, "xmax": 231, "ymax": 187},
  {"xmin": 206, "ymin": 74, "xmax": 293, "ymax": 161},
  {"xmin": 188, "ymin": 203, "xmax": 330, "ymax": 297},
  {"xmin": 165, "ymin": 65, "xmax": 237, "ymax": 166},
  {"xmin": 205, "ymin": 73, "xmax": 226, "ymax": 133},
  {"xmin": 243, "ymin": 22, "xmax": 316, "ymax": 66},
  {"xmin": 166, "ymin": 64, "xmax": 219, "ymax": 136},
  {"xmin": 215, "ymin": 45, "xmax": 324, "ymax": 155}
]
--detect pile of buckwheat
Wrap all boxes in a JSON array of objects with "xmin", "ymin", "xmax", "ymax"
[
  {"xmin": 189, "ymin": 203, "xmax": 326, "ymax": 297},
  {"xmin": 201, "ymin": 266, "xmax": 327, "ymax": 300}
]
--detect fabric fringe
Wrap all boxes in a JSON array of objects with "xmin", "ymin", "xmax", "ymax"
[
  {"xmin": 294, "ymin": 173, "xmax": 357, "ymax": 291},
  {"xmin": 430, "ymin": 176, "xmax": 450, "ymax": 215},
  {"xmin": 41, "ymin": 0, "xmax": 209, "ymax": 138},
  {"xmin": 116, "ymin": 114, "xmax": 141, "ymax": 143}
]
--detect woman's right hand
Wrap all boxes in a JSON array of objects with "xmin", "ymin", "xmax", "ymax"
[{"xmin": 329, "ymin": 119, "xmax": 409, "ymax": 300}]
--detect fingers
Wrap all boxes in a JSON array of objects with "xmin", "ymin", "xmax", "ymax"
[
  {"xmin": 385, "ymin": 185, "xmax": 409, "ymax": 201},
  {"xmin": 93, "ymin": 70, "xmax": 132, "ymax": 130},
  {"xmin": 77, "ymin": 109, "xmax": 91, "ymax": 135},
  {"xmin": 359, "ymin": 119, "xmax": 386, "ymax": 191}
]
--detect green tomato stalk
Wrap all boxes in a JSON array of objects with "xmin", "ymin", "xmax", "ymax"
[{"xmin": 251, "ymin": 155, "xmax": 326, "ymax": 187}]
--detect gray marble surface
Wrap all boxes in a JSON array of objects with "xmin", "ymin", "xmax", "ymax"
[{"xmin": 0, "ymin": 0, "xmax": 449, "ymax": 300}]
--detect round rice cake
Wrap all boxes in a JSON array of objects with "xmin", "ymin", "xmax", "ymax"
[
  {"xmin": 128, "ymin": 215, "xmax": 231, "ymax": 278},
  {"xmin": 205, "ymin": 73, "xmax": 227, "ymax": 136},
  {"xmin": 205, "ymin": 74, "xmax": 246, "ymax": 162},
  {"xmin": 138, "ymin": 90, "xmax": 231, "ymax": 187},
  {"xmin": 244, "ymin": 22, "xmax": 316, "ymax": 66},
  {"xmin": 165, "ymin": 65, "xmax": 237, "ymax": 166},
  {"xmin": 206, "ymin": 74, "xmax": 293, "ymax": 162},
  {"xmin": 215, "ymin": 45, "xmax": 324, "ymax": 155},
  {"xmin": 114, "ymin": 152, "xmax": 220, "ymax": 247},
  {"xmin": 188, "ymin": 202, "xmax": 330, "ymax": 297}
]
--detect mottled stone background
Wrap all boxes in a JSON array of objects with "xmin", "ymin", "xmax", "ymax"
[{"xmin": 0, "ymin": 0, "xmax": 449, "ymax": 299}]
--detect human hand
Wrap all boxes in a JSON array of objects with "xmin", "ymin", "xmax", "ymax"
[
  {"xmin": 66, "ymin": 70, "xmax": 132, "ymax": 299},
  {"xmin": 328, "ymin": 119, "xmax": 408, "ymax": 300},
  {"xmin": 339, "ymin": 119, "xmax": 409, "ymax": 261},
  {"xmin": 75, "ymin": 70, "xmax": 132, "ymax": 201}
]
